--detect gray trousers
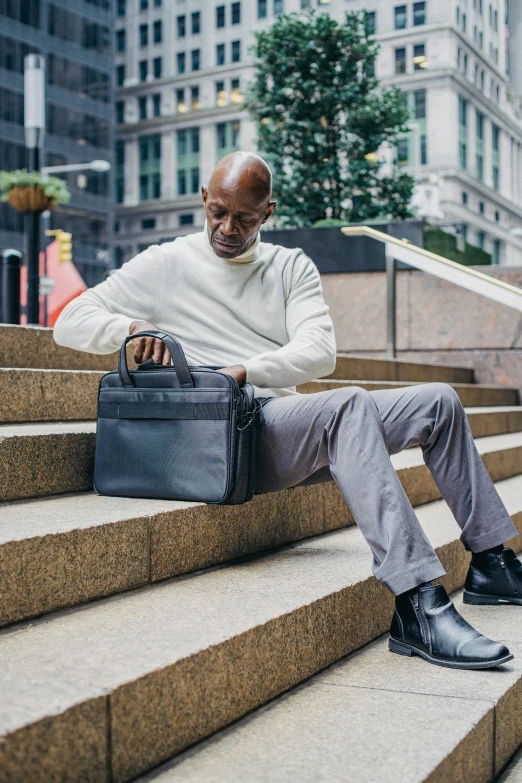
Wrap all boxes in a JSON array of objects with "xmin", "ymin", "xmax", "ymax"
[{"xmin": 254, "ymin": 383, "xmax": 517, "ymax": 595}]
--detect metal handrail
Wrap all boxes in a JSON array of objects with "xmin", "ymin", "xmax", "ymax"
[{"xmin": 341, "ymin": 225, "xmax": 522, "ymax": 358}]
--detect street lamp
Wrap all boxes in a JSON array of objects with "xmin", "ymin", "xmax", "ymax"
[
  {"xmin": 41, "ymin": 160, "xmax": 111, "ymax": 176},
  {"xmin": 24, "ymin": 54, "xmax": 46, "ymax": 325}
]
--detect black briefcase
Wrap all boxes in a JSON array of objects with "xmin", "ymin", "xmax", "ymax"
[{"xmin": 93, "ymin": 331, "xmax": 260, "ymax": 504}]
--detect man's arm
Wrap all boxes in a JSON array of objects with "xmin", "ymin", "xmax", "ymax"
[
  {"xmin": 241, "ymin": 252, "xmax": 336, "ymax": 389},
  {"xmin": 53, "ymin": 246, "xmax": 167, "ymax": 355}
]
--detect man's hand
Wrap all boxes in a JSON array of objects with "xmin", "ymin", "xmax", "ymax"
[
  {"xmin": 218, "ymin": 364, "xmax": 247, "ymax": 387},
  {"xmin": 129, "ymin": 320, "xmax": 171, "ymax": 365}
]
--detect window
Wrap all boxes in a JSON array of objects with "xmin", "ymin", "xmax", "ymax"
[
  {"xmin": 191, "ymin": 49, "xmax": 200, "ymax": 71},
  {"xmin": 191, "ymin": 168, "xmax": 199, "ymax": 193},
  {"xmin": 480, "ymin": 70, "xmax": 485, "ymax": 91},
  {"xmin": 116, "ymin": 29, "xmax": 126, "ymax": 51},
  {"xmin": 216, "ymin": 80, "xmax": 227, "ymax": 106},
  {"xmin": 365, "ymin": 11, "xmax": 376, "ymax": 35},
  {"xmin": 258, "ymin": 0, "xmax": 267, "ymax": 17},
  {"xmin": 492, "ymin": 239, "xmax": 501, "ymax": 265},
  {"xmin": 177, "ymin": 127, "xmax": 200, "ymax": 196},
  {"xmin": 479, "ymin": 31, "xmax": 483, "ymax": 48},
  {"xmin": 177, "ymin": 52, "xmax": 186, "ymax": 74},
  {"xmin": 178, "ymin": 172, "xmax": 186, "ymax": 195},
  {"xmin": 414, "ymin": 89, "xmax": 426, "ymax": 119},
  {"xmin": 153, "ymin": 57, "xmax": 162, "ymax": 78},
  {"xmin": 117, "ymin": 0, "xmax": 126, "ymax": 16},
  {"xmin": 192, "ymin": 11, "xmax": 200, "ymax": 34},
  {"xmin": 139, "ymin": 134, "xmax": 161, "ymax": 201},
  {"xmin": 139, "ymin": 23, "xmax": 148, "ymax": 47},
  {"xmin": 396, "ymin": 138, "xmax": 409, "ymax": 163},
  {"xmin": 462, "ymin": 12, "xmax": 466, "ymax": 31},
  {"xmin": 115, "ymin": 140, "xmax": 125, "ymax": 204},
  {"xmin": 216, "ymin": 121, "xmax": 240, "ymax": 158},
  {"xmin": 116, "ymin": 100, "xmax": 124, "ymax": 123},
  {"xmin": 216, "ymin": 43, "xmax": 225, "ymax": 66},
  {"xmin": 494, "ymin": 9, "xmax": 498, "ymax": 31},
  {"xmin": 274, "ymin": 0, "xmax": 284, "ymax": 13},
  {"xmin": 231, "ymin": 78, "xmax": 242, "ymax": 104},
  {"xmin": 476, "ymin": 110, "xmax": 484, "ymax": 180},
  {"xmin": 139, "ymin": 60, "xmax": 148, "ymax": 81},
  {"xmin": 395, "ymin": 47, "xmax": 406, "ymax": 75},
  {"xmin": 413, "ymin": 1, "xmax": 425, "ymax": 25},
  {"xmin": 301, "ymin": 0, "xmax": 312, "ymax": 6},
  {"xmin": 479, "ymin": 200, "xmax": 485, "ymax": 213},
  {"xmin": 462, "ymin": 191, "xmax": 468, "ymax": 205},
  {"xmin": 117, "ymin": 64, "xmax": 125, "ymax": 86},
  {"xmin": 394, "ymin": 5, "xmax": 407, "ymax": 29},
  {"xmin": 139, "ymin": 96, "xmax": 147, "ymax": 120},
  {"xmin": 413, "ymin": 44, "xmax": 427, "ymax": 70},
  {"xmin": 495, "ymin": 210, "xmax": 500, "ymax": 222},
  {"xmin": 153, "ymin": 93, "xmax": 161, "ymax": 117},
  {"xmin": 492, "ymin": 124, "xmax": 500, "ymax": 190},
  {"xmin": 231, "ymin": 40, "xmax": 241, "ymax": 62},
  {"xmin": 420, "ymin": 134, "xmax": 427, "ymax": 164},
  {"xmin": 459, "ymin": 96, "xmax": 467, "ymax": 169},
  {"xmin": 216, "ymin": 5, "xmax": 225, "ymax": 27},
  {"xmin": 177, "ymin": 15, "xmax": 186, "ymax": 37},
  {"xmin": 154, "ymin": 0, "xmax": 162, "ymax": 6},
  {"xmin": 142, "ymin": 218, "xmax": 156, "ymax": 230},
  {"xmin": 191, "ymin": 86, "xmax": 200, "ymax": 110},
  {"xmin": 178, "ymin": 129, "xmax": 187, "ymax": 156},
  {"xmin": 140, "ymin": 0, "xmax": 148, "ymax": 9},
  {"xmin": 180, "ymin": 214, "xmax": 194, "ymax": 226},
  {"xmin": 232, "ymin": 2, "xmax": 241, "ymax": 23},
  {"xmin": 153, "ymin": 20, "xmax": 162, "ymax": 43},
  {"xmin": 177, "ymin": 88, "xmax": 187, "ymax": 113},
  {"xmin": 463, "ymin": 53, "xmax": 468, "ymax": 75},
  {"xmin": 477, "ymin": 231, "xmax": 485, "ymax": 250}
]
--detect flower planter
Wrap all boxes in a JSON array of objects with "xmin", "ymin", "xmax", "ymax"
[{"xmin": 7, "ymin": 185, "xmax": 55, "ymax": 213}]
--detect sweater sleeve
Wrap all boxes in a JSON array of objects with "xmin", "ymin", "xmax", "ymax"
[
  {"xmin": 53, "ymin": 245, "xmax": 166, "ymax": 354},
  {"xmin": 242, "ymin": 251, "xmax": 336, "ymax": 389}
]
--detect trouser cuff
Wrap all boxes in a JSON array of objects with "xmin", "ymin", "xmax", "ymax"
[
  {"xmin": 462, "ymin": 519, "xmax": 518, "ymax": 553},
  {"xmin": 375, "ymin": 557, "xmax": 447, "ymax": 596}
]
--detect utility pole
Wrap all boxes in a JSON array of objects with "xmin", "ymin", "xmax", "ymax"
[{"xmin": 24, "ymin": 54, "xmax": 45, "ymax": 325}]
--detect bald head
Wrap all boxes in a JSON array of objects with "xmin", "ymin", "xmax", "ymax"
[{"xmin": 202, "ymin": 152, "xmax": 276, "ymax": 259}]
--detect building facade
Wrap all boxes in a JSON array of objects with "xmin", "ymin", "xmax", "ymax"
[
  {"xmin": 0, "ymin": 0, "xmax": 115, "ymax": 286},
  {"xmin": 114, "ymin": 0, "xmax": 522, "ymax": 266}
]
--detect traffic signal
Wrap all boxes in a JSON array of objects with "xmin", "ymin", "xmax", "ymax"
[{"xmin": 45, "ymin": 229, "xmax": 73, "ymax": 263}]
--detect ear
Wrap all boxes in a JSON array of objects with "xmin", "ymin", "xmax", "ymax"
[
  {"xmin": 261, "ymin": 201, "xmax": 277, "ymax": 224},
  {"xmin": 201, "ymin": 185, "xmax": 208, "ymax": 206}
]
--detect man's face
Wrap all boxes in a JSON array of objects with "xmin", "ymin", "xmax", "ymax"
[{"xmin": 202, "ymin": 183, "xmax": 276, "ymax": 259}]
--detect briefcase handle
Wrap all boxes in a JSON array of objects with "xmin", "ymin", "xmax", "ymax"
[{"xmin": 119, "ymin": 330, "xmax": 194, "ymax": 388}]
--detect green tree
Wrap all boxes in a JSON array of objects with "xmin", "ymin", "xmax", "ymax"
[{"xmin": 245, "ymin": 11, "xmax": 415, "ymax": 226}]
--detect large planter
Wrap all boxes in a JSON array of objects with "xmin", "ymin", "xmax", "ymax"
[{"xmin": 7, "ymin": 185, "xmax": 54, "ymax": 213}]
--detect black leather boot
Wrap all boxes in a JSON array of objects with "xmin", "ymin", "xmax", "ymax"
[
  {"xmin": 389, "ymin": 583, "xmax": 512, "ymax": 669},
  {"xmin": 464, "ymin": 548, "xmax": 522, "ymax": 605}
]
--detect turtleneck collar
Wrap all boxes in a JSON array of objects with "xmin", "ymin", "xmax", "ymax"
[{"xmin": 201, "ymin": 221, "xmax": 260, "ymax": 264}]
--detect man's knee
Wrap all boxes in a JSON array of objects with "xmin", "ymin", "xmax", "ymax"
[
  {"xmin": 424, "ymin": 382, "xmax": 463, "ymax": 417},
  {"xmin": 326, "ymin": 385, "xmax": 376, "ymax": 416}
]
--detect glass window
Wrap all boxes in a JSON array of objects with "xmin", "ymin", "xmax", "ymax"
[
  {"xmin": 140, "ymin": 175, "xmax": 148, "ymax": 201},
  {"xmin": 492, "ymin": 124, "xmax": 500, "ymax": 151},
  {"xmin": 216, "ymin": 81, "xmax": 227, "ymax": 106},
  {"xmin": 177, "ymin": 15, "xmax": 186, "ymax": 37},
  {"xmin": 139, "ymin": 60, "xmax": 148, "ymax": 81},
  {"xmin": 116, "ymin": 29, "xmax": 126, "ymax": 51},
  {"xmin": 191, "ymin": 86, "xmax": 200, "ymax": 111},
  {"xmin": 180, "ymin": 214, "xmax": 194, "ymax": 226},
  {"xmin": 191, "ymin": 167, "xmax": 199, "ymax": 193},
  {"xmin": 139, "ymin": 96, "xmax": 147, "ymax": 120},
  {"xmin": 395, "ymin": 47, "xmax": 406, "ymax": 75},
  {"xmin": 258, "ymin": 0, "xmax": 267, "ymax": 17},
  {"xmin": 140, "ymin": 0, "xmax": 148, "ymax": 9},
  {"xmin": 492, "ymin": 239, "xmax": 501, "ymax": 264},
  {"xmin": 413, "ymin": 1, "xmax": 425, "ymax": 25},
  {"xmin": 117, "ymin": 64, "xmax": 125, "ymax": 86},
  {"xmin": 153, "ymin": 93, "xmax": 161, "ymax": 116},
  {"xmin": 217, "ymin": 122, "xmax": 227, "ymax": 149},
  {"xmin": 216, "ymin": 5, "xmax": 225, "ymax": 27},
  {"xmin": 216, "ymin": 43, "xmax": 225, "ymax": 66},
  {"xmin": 153, "ymin": 56, "xmax": 162, "ymax": 78},
  {"xmin": 231, "ymin": 120, "xmax": 240, "ymax": 147},
  {"xmin": 177, "ymin": 88, "xmax": 187, "ymax": 113},
  {"xmin": 394, "ymin": 5, "xmax": 407, "ymax": 29},
  {"xmin": 479, "ymin": 201, "xmax": 485, "ymax": 213},
  {"xmin": 178, "ymin": 170, "xmax": 186, "ymax": 196},
  {"xmin": 142, "ymin": 218, "xmax": 156, "ymax": 230},
  {"xmin": 462, "ymin": 191, "xmax": 468, "ymax": 205},
  {"xmin": 177, "ymin": 52, "xmax": 186, "ymax": 74},
  {"xmin": 116, "ymin": 100, "xmax": 124, "ymax": 123},
  {"xmin": 231, "ymin": 78, "xmax": 242, "ymax": 104},
  {"xmin": 231, "ymin": 40, "xmax": 241, "ymax": 62},
  {"xmin": 413, "ymin": 43, "xmax": 427, "ymax": 70},
  {"xmin": 459, "ymin": 96, "xmax": 467, "ymax": 169},
  {"xmin": 140, "ymin": 138, "xmax": 149, "ymax": 161},
  {"xmin": 397, "ymin": 138, "xmax": 409, "ymax": 163},
  {"xmin": 365, "ymin": 11, "xmax": 376, "ymax": 35},
  {"xmin": 274, "ymin": 0, "xmax": 284, "ymax": 14},
  {"xmin": 139, "ymin": 24, "xmax": 148, "ymax": 47},
  {"xmin": 414, "ymin": 89, "xmax": 426, "ymax": 119},
  {"xmin": 153, "ymin": 173, "xmax": 161, "ymax": 199},
  {"xmin": 462, "ymin": 12, "xmax": 466, "ymax": 31},
  {"xmin": 191, "ymin": 49, "xmax": 200, "ymax": 71},
  {"xmin": 420, "ymin": 134, "xmax": 427, "ymax": 164},
  {"xmin": 153, "ymin": 20, "xmax": 162, "ymax": 43},
  {"xmin": 301, "ymin": 0, "xmax": 312, "ymax": 7},
  {"xmin": 232, "ymin": 2, "xmax": 241, "ymax": 23},
  {"xmin": 477, "ymin": 231, "xmax": 485, "ymax": 250},
  {"xmin": 154, "ymin": 0, "xmax": 162, "ymax": 6},
  {"xmin": 178, "ymin": 129, "xmax": 187, "ymax": 156},
  {"xmin": 192, "ymin": 11, "xmax": 200, "ymax": 34},
  {"xmin": 117, "ymin": 0, "xmax": 126, "ymax": 16}
]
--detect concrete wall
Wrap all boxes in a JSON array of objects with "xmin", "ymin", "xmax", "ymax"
[{"xmin": 321, "ymin": 267, "xmax": 522, "ymax": 393}]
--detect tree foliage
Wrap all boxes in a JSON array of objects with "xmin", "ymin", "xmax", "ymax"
[{"xmin": 245, "ymin": 11, "xmax": 415, "ymax": 226}]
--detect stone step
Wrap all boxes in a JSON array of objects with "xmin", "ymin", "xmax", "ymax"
[
  {"xmin": 330, "ymin": 353, "xmax": 474, "ymax": 384},
  {"xmin": 1, "ymin": 476, "xmax": 521, "ymax": 782},
  {"xmin": 0, "ymin": 366, "xmax": 519, "ymax": 423},
  {"xmin": 139, "ymin": 587, "xmax": 522, "ymax": 783},
  {"xmin": 499, "ymin": 746, "xmax": 522, "ymax": 782},
  {"xmin": 1, "ymin": 429, "xmax": 522, "ymax": 626},
  {"xmin": 299, "ymin": 378, "xmax": 520, "ymax": 407},
  {"xmin": 0, "ymin": 421, "xmax": 520, "ymax": 507}
]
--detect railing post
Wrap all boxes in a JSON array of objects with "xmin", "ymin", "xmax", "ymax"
[
  {"xmin": 0, "ymin": 249, "xmax": 22, "ymax": 325},
  {"xmin": 386, "ymin": 253, "xmax": 396, "ymax": 359}
]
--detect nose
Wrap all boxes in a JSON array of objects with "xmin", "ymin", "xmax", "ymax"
[{"xmin": 221, "ymin": 215, "xmax": 238, "ymax": 236}]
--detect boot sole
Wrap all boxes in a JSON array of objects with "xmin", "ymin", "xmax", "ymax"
[
  {"xmin": 463, "ymin": 590, "xmax": 522, "ymax": 606},
  {"xmin": 389, "ymin": 637, "xmax": 514, "ymax": 670}
]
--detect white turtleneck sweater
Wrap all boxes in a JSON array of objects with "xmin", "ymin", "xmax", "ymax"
[{"xmin": 53, "ymin": 228, "xmax": 337, "ymax": 398}]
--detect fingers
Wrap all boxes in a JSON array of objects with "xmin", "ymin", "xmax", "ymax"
[
  {"xmin": 152, "ymin": 338, "xmax": 165, "ymax": 364},
  {"xmin": 133, "ymin": 336, "xmax": 157, "ymax": 364},
  {"xmin": 162, "ymin": 346, "xmax": 171, "ymax": 365}
]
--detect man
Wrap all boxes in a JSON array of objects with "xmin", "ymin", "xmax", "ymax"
[{"xmin": 55, "ymin": 152, "xmax": 522, "ymax": 670}]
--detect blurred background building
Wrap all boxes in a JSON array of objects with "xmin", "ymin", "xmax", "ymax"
[
  {"xmin": 0, "ymin": 0, "xmax": 115, "ymax": 285},
  {"xmin": 114, "ymin": 0, "xmax": 522, "ymax": 266}
]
